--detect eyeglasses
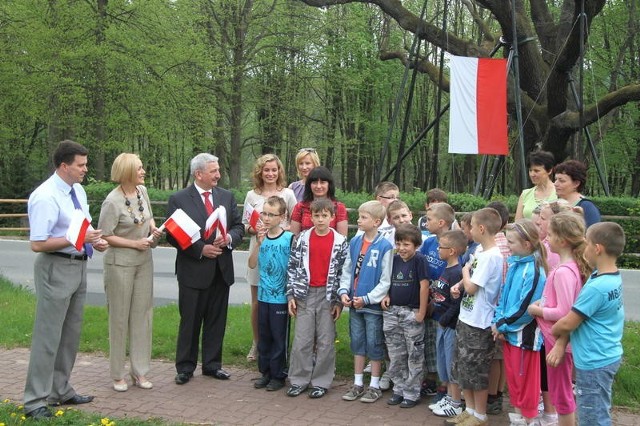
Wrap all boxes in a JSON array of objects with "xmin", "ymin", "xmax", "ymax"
[
  {"xmin": 298, "ymin": 148, "xmax": 317, "ymax": 154},
  {"xmin": 438, "ymin": 246, "xmax": 452, "ymax": 250},
  {"xmin": 378, "ymin": 195, "xmax": 400, "ymax": 200},
  {"xmin": 259, "ymin": 211, "xmax": 282, "ymax": 218}
]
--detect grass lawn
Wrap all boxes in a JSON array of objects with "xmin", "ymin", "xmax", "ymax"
[{"xmin": 1, "ymin": 275, "xmax": 639, "ymax": 418}]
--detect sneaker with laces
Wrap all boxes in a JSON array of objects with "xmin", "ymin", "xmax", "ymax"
[
  {"xmin": 429, "ymin": 395, "xmax": 450, "ymax": 411},
  {"xmin": 444, "ymin": 410, "xmax": 472, "ymax": 425},
  {"xmin": 363, "ymin": 362, "xmax": 372, "ymax": 373},
  {"xmin": 379, "ymin": 372, "xmax": 391, "ymax": 391},
  {"xmin": 433, "ymin": 398, "xmax": 463, "ymax": 417},
  {"xmin": 342, "ymin": 384, "xmax": 364, "ymax": 401},
  {"xmin": 359, "ymin": 386, "xmax": 382, "ymax": 403},
  {"xmin": 420, "ymin": 379, "xmax": 438, "ymax": 397}
]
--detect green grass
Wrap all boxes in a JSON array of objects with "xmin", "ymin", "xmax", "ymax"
[
  {"xmin": 1, "ymin": 276, "xmax": 638, "ymax": 414},
  {"xmin": 0, "ymin": 402, "xmax": 178, "ymax": 426}
]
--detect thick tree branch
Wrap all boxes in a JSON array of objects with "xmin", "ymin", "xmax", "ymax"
[
  {"xmin": 299, "ymin": 0, "xmax": 488, "ymax": 56},
  {"xmin": 552, "ymin": 84, "xmax": 640, "ymax": 130}
]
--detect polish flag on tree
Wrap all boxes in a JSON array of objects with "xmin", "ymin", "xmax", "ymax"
[
  {"xmin": 161, "ymin": 208, "xmax": 201, "ymax": 250},
  {"xmin": 65, "ymin": 209, "xmax": 91, "ymax": 251},
  {"xmin": 448, "ymin": 56, "xmax": 508, "ymax": 155}
]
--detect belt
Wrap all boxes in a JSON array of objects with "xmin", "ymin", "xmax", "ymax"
[{"xmin": 47, "ymin": 252, "xmax": 88, "ymax": 261}]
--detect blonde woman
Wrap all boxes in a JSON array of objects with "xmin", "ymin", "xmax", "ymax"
[
  {"xmin": 98, "ymin": 153, "xmax": 161, "ymax": 391},
  {"xmin": 242, "ymin": 154, "xmax": 297, "ymax": 361},
  {"xmin": 289, "ymin": 148, "xmax": 321, "ymax": 202}
]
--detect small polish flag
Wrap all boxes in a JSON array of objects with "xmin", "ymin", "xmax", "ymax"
[
  {"xmin": 243, "ymin": 203, "xmax": 261, "ymax": 230},
  {"xmin": 66, "ymin": 209, "xmax": 91, "ymax": 251},
  {"xmin": 448, "ymin": 56, "xmax": 508, "ymax": 155},
  {"xmin": 163, "ymin": 209, "xmax": 201, "ymax": 250},
  {"xmin": 204, "ymin": 206, "xmax": 228, "ymax": 241}
]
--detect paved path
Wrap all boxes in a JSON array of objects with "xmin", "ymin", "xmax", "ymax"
[{"xmin": 1, "ymin": 348, "xmax": 638, "ymax": 425}]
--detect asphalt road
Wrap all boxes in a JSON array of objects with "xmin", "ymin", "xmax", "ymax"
[{"xmin": 1, "ymin": 239, "xmax": 638, "ymax": 321}]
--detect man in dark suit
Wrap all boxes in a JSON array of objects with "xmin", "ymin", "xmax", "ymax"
[{"xmin": 166, "ymin": 153, "xmax": 244, "ymax": 384}]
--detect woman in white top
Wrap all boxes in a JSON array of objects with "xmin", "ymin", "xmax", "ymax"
[
  {"xmin": 288, "ymin": 148, "xmax": 321, "ymax": 202},
  {"xmin": 242, "ymin": 154, "xmax": 297, "ymax": 361}
]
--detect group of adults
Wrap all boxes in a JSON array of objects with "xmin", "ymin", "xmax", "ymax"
[
  {"xmin": 515, "ymin": 150, "xmax": 601, "ymax": 226},
  {"xmin": 21, "ymin": 139, "xmax": 600, "ymax": 421}
]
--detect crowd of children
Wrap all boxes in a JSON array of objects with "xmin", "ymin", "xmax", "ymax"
[{"xmin": 246, "ymin": 183, "xmax": 626, "ymax": 426}]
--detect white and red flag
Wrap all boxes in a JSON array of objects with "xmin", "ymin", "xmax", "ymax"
[
  {"xmin": 204, "ymin": 205, "xmax": 228, "ymax": 241},
  {"xmin": 65, "ymin": 209, "xmax": 91, "ymax": 251},
  {"xmin": 243, "ymin": 203, "xmax": 261, "ymax": 230},
  {"xmin": 161, "ymin": 208, "xmax": 201, "ymax": 250},
  {"xmin": 448, "ymin": 56, "xmax": 508, "ymax": 155}
]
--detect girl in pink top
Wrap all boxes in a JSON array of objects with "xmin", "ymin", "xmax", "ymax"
[{"xmin": 528, "ymin": 212, "xmax": 591, "ymax": 426}]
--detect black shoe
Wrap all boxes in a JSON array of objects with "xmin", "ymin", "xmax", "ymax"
[
  {"xmin": 387, "ymin": 393, "xmax": 404, "ymax": 405},
  {"xmin": 175, "ymin": 372, "xmax": 193, "ymax": 385},
  {"xmin": 203, "ymin": 368, "xmax": 230, "ymax": 380},
  {"xmin": 254, "ymin": 375, "xmax": 270, "ymax": 389},
  {"xmin": 266, "ymin": 379, "xmax": 285, "ymax": 391},
  {"xmin": 26, "ymin": 406, "xmax": 53, "ymax": 419},
  {"xmin": 400, "ymin": 399, "xmax": 417, "ymax": 408},
  {"xmin": 50, "ymin": 394, "xmax": 94, "ymax": 406}
]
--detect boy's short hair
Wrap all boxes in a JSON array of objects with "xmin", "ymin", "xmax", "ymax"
[
  {"xmin": 358, "ymin": 200, "xmax": 387, "ymax": 222},
  {"xmin": 427, "ymin": 203, "xmax": 455, "ymax": 227},
  {"xmin": 387, "ymin": 199, "xmax": 410, "ymax": 215},
  {"xmin": 265, "ymin": 195, "xmax": 287, "ymax": 216},
  {"xmin": 427, "ymin": 188, "xmax": 448, "ymax": 204},
  {"xmin": 486, "ymin": 201, "xmax": 510, "ymax": 229},
  {"xmin": 374, "ymin": 181, "xmax": 399, "ymax": 197},
  {"xmin": 310, "ymin": 198, "xmax": 335, "ymax": 215},
  {"xmin": 472, "ymin": 208, "xmax": 502, "ymax": 235},
  {"xmin": 460, "ymin": 212, "xmax": 473, "ymax": 227},
  {"xmin": 586, "ymin": 222, "xmax": 626, "ymax": 258},
  {"xmin": 441, "ymin": 230, "xmax": 467, "ymax": 255},
  {"xmin": 394, "ymin": 223, "xmax": 423, "ymax": 247}
]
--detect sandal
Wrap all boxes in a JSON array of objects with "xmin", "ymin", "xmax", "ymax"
[
  {"xmin": 286, "ymin": 384, "xmax": 307, "ymax": 397},
  {"xmin": 308, "ymin": 386, "xmax": 327, "ymax": 399}
]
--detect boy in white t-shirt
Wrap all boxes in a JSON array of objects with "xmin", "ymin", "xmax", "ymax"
[{"xmin": 447, "ymin": 208, "xmax": 504, "ymax": 426}]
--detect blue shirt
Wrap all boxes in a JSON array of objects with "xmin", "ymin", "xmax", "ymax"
[
  {"xmin": 571, "ymin": 271, "xmax": 624, "ymax": 370},
  {"xmin": 389, "ymin": 252, "xmax": 430, "ymax": 308},
  {"xmin": 28, "ymin": 172, "xmax": 92, "ymax": 256},
  {"xmin": 419, "ymin": 235, "xmax": 446, "ymax": 280},
  {"xmin": 257, "ymin": 231, "xmax": 293, "ymax": 304}
]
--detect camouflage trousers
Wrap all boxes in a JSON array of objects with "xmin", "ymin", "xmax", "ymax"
[{"xmin": 383, "ymin": 306, "xmax": 425, "ymax": 401}]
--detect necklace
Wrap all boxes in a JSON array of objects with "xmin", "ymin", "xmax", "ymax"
[{"xmin": 122, "ymin": 187, "xmax": 145, "ymax": 225}]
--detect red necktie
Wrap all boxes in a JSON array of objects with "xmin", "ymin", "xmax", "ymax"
[{"xmin": 203, "ymin": 191, "xmax": 214, "ymax": 216}]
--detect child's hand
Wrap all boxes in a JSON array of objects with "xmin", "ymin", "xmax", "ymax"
[
  {"xmin": 546, "ymin": 345, "xmax": 566, "ymax": 367},
  {"xmin": 527, "ymin": 300, "xmax": 542, "ymax": 317},
  {"xmin": 288, "ymin": 299, "xmax": 297, "ymax": 317},
  {"xmin": 331, "ymin": 305, "xmax": 342, "ymax": 321},
  {"xmin": 450, "ymin": 282, "xmax": 462, "ymax": 299},
  {"xmin": 352, "ymin": 296, "xmax": 365, "ymax": 309},
  {"xmin": 414, "ymin": 311, "xmax": 425, "ymax": 323},
  {"xmin": 340, "ymin": 294, "xmax": 352, "ymax": 307},
  {"xmin": 491, "ymin": 324, "xmax": 502, "ymax": 341},
  {"xmin": 381, "ymin": 296, "xmax": 390, "ymax": 310}
]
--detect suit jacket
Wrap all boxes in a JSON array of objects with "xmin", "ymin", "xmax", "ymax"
[{"xmin": 166, "ymin": 184, "xmax": 244, "ymax": 289}]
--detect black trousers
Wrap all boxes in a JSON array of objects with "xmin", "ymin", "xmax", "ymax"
[
  {"xmin": 175, "ymin": 278, "xmax": 230, "ymax": 374},
  {"xmin": 257, "ymin": 301, "xmax": 289, "ymax": 380}
]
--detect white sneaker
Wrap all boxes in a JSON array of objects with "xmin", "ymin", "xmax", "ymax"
[
  {"xmin": 429, "ymin": 395, "xmax": 450, "ymax": 411},
  {"xmin": 363, "ymin": 362, "xmax": 372, "ymax": 373},
  {"xmin": 432, "ymin": 398, "xmax": 462, "ymax": 417},
  {"xmin": 379, "ymin": 372, "xmax": 391, "ymax": 391},
  {"xmin": 537, "ymin": 413, "xmax": 558, "ymax": 426},
  {"xmin": 508, "ymin": 412, "xmax": 527, "ymax": 426}
]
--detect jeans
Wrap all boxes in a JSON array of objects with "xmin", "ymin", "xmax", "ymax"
[
  {"xmin": 575, "ymin": 360, "xmax": 620, "ymax": 426},
  {"xmin": 349, "ymin": 309, "xmax": 384, "ymax": 360}
]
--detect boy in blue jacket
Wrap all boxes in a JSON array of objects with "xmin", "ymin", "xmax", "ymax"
[{"xmin": 339, "ymin": 200, "xmax": 394, "ymax": 403}]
